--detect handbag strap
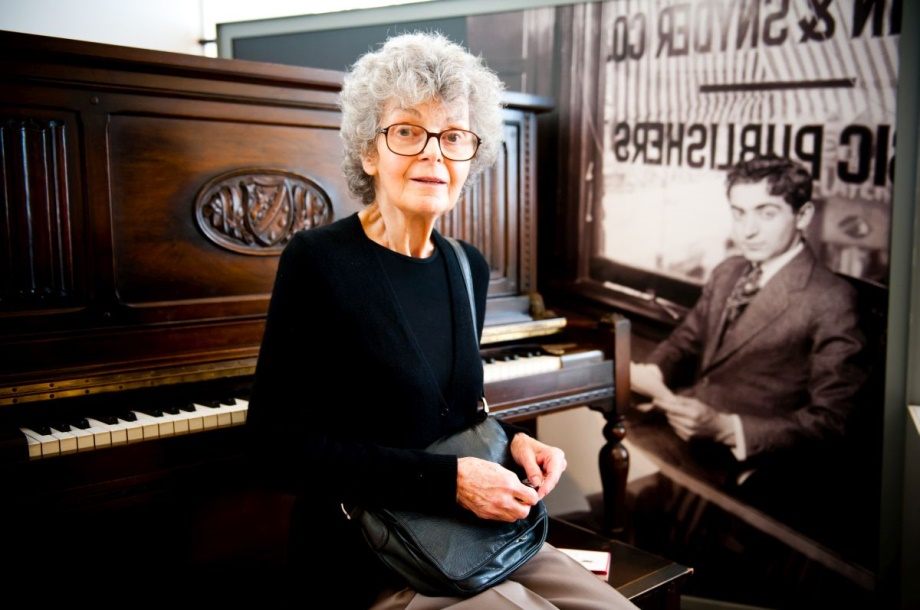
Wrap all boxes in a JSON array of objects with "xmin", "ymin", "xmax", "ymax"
[
  {"xmin": 445, "ymin": 236, "xmax": 479, "ymax": 349},
  {"xmin": 445, "ymin": 236, "xmax": 489, "ymax": 416}
]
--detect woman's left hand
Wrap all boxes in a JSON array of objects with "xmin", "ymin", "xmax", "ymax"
[{"xmin": 509, "ymin": 433, "xmax": 567, "ymax": 499}]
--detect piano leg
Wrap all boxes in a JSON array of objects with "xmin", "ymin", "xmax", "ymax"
[
  {"xmin": 599, "ymin": 412, "xmax": 629, "ymax": 536},
  {"xmin": 600, "ymin": 313, "xmax": 632, "ymax": 536}
]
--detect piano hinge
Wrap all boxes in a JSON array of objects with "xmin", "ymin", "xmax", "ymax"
[
  {"xmin": 0, "ymin": 357, "xmax": 257, "ymax": 406},
  {"xmin": 492, "ymin": 387, "xmax": 615, "ymax": 421}
]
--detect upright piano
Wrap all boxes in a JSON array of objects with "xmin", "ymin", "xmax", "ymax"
[{"xmin": 0, "ymin": 31, "xmax": 629, "ymax": 586}]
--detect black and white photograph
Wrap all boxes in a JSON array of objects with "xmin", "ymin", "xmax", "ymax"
[{"xmin": 588, "ymin": 0, "xmax": 899, "ymax": 604}]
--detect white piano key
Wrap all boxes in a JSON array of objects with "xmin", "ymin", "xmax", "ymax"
[
  {"xmin": 23, "ymin": 434, "xmax": 41, "ymax": 458},
  {"xmin": 217, "ymin": 410, "xmax": 233, "ymax": 428},
  {"xmin": 532, "ymin": 355, "xmax": 563, "ymax": 373},
  {"xmin": 135, "ymin": 410, "xmax": 176, "ymax": 437},
  {"xmin": 487, "ymin": 349, "xmax": 598, "ymax": 381},
  {"xmin": 483, "ymin": 354, "xmax": 562, "ymax": 384},
  {"xmin": 87, "ymin": 418, "xmax": 128, "ymax": 445},
  {"xmin": 129, "ymin": 411, "xmax": 161, "ymax": 440},
  {"xmin": 183, "ymin": 406, "xmax": 205, "ymax": 433},
  {"xmin": 124, "ymin": 421, "xmax": 144, "ymax": 442},
  {"xmin": 168, "ymin": 410, "xmax": 190, "ymax": 435},
  {"xmin": 113, "ymin": 414, "xmax": 147, "ymax": 443},
  {"xmin": 72, "ymin": 426, "xmax": 96, "ymax": 452},
  {"xmin": 20, "ymin": 428, "xmax": 48, "ymax": 458},
  {"xmin": 21, "ymin": 427, "xmax": 59, "ymax": 457},
  {"xmin": 86, "ymin": 424, "xmax": 112, "ymax": 448},
  {"xmin": 156, "ymin": 416, "xmax": 175, "ymax": 437},
  {"xmin": 192, "ymin": 403, "xmax": 221, "ymax": 430},
  {"xmin": 20, "ymin": 395, "xmax": 251, "ymax": 459},
  {"xmin": 227, "ymin": 398, "xmax": 249, "ymax": 425},
  {"xmin": 560, "ymin": 349, "xmax": 604, "ymax": 367},
  {"xmin": 208, "ymin": 400, "xmax": 237, "ymax": 428},
  {"xmin": 48, "ymin": 427, "xmax": 78, "ymax": 454}
]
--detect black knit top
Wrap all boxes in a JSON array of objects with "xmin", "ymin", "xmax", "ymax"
[
  {"xmin": 247, "ymin": 213, "xmax": 491, "ymax": 605},
  {"xmin": 372, "ymin": 240, "xmax": 454, "ymax": 397}
]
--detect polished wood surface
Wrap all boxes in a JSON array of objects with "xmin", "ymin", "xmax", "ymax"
[
  {"xmin": 549, "ymin": 517, "xmax": 691, "ymax": 609},
  {"xmin": 0, "ymin": 30, "xmax": 346, "ymax": 384},
  {"xmin": 0, "ymin": 30, "xmax": 563, "ymax": 397}
]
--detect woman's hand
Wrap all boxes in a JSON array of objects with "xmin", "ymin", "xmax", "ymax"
[
  {"xmin": 509, "ymin": 433, "xmax": 567, "ymax": 499},
  {"xmin": 456, "ymin": 457, "xmax": 540, "ymax": 522}
]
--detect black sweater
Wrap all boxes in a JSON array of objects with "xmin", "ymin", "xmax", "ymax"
[
  {"xmin": 372, "ymin": 239, "xmax": 454, "ymax": 396},
  {"xmin": 247, "ymin": 213, "xmax": 490, "ymax": 604}
]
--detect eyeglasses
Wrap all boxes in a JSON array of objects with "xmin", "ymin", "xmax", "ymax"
[{"xmin": 377, "ymin": 123, "xmax": 481, "ymax": 161}]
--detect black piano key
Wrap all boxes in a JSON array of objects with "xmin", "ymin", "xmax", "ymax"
[
  {"xmin": 219, "ymin": 397, "xmax": 236, "ymax": 406},
  {"xmin": 198, "ymin": 400, "xmax": 221, "ymax": 409},
  {"xmin": 162, "ymin": 406, "xmax": 181, "ymax": 415},
  {"xmin": 137, "ymin": 408, "xmax": 164, "ymax": 418},
  {"xmin": 71, "ymin": 418, "xmax": 91, "ymax": 430},
  {"xmin": 93, "ymin": 414, "xmax": 119, "ymax": 425},
  {"xmin": 178, "ymin": 403, "xmax": 196, "ymax": 413},
  {"xmin": 118, "ymin": 412, "xmax": 137, "ymax": 422},
  {"xmin": 50, "ymin": 422, "xmax": 71, "ymax": 432},
  {"xmin": 31, "ymin": 424, "xmax": 53, "ymax": 436}
]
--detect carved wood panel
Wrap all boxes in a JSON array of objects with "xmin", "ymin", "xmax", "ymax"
[
  {"xmin": 0, "ymin": 116, "xmax": 79, "ymax": 310},
  {"xmin": 440, "ymin": 110, "xmax": 535, "ymax": 298},
  {"xmin": 195, "ymin": 169, "xmax": 333, "ymax": 255},
  {"xmin": 107, "ymin": 112, "xmax": 352, "ymax": 318}
]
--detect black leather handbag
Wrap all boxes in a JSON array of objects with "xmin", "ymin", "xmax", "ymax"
[
  {"xmin": 349, "ymin": 416, "xmax": 548, "ymax": 596},
  {"xmin": 343, "ymin": 237, "xmax": 547, "ymax": 597}
]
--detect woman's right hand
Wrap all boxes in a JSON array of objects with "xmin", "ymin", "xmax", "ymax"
[{"xmin": 456, "ymin": 457, "xmax": 540, "ymax": 522}]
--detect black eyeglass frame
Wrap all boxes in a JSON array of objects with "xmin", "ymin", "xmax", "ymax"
[{"xmin": 376, "ymin": 123, "xmax": 482, "ymax": 161}]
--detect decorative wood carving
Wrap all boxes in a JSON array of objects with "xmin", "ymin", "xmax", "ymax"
[
  {"xmin": 0, "ymin": 117, "xmax": 75, "ymax": 308},
  {"xmin": 194, "ymin": 169, "xmax": 332, "ymax": 255},
  {"xmin": 441, "ymin": 117, "xmax": 530, "ymax": 298}
]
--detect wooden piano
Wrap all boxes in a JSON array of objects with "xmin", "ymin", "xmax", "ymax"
[{"xmin": 0, "ymin": 31, "xmax": 629, "ymax": 591}]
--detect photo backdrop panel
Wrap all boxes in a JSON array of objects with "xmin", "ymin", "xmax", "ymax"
[{"xmin": 600, "ymin": 0, "xmax": 899, "ymax": 285}]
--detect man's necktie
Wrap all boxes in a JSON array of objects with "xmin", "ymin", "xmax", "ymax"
[{"xmin": 723, "ymin": 262, "xmax": 762, "ymax": 327}]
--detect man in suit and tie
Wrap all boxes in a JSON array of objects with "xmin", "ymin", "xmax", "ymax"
[{"xmin": 631, "ymin": 156, "xmax": 866, "ymax": 510}]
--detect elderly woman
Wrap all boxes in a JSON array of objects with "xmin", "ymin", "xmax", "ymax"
[{"xmin": 249, "ymin": 33, "xmax": 636, "ymax": 609}]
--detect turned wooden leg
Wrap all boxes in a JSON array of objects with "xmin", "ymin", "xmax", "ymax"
[
  {"xmin": 600, "ymin": 412, "xmax": 629, "ymax": 536},
  {"xmin": 598, "ymin": 313, "xmax": 631, "ymax": 536}
]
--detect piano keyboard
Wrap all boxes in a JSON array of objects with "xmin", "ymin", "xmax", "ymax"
[
  {"xmin": 20, "ymin": 398, "xmax": 248, "ymax": 459},
  {"xmin": 482, "ymin": 348, "xmax": 604, "ymax": 384},
  {"xmin": 17, "ymin": 348, "xmax": 602, "ymax": 459}
]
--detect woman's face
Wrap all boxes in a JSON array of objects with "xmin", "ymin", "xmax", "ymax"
[{"xmin": 362, "ymin": 98, "xmax": 472, "ymax": 219}]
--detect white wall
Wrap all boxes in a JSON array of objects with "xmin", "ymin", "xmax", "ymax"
[
  {"xmin": 0, "ymin": 0, "xmax": 202, "ymax": 54},
  {"xmin": 0, "ymin": 0, "xmax": 429, "ymax": 56}
]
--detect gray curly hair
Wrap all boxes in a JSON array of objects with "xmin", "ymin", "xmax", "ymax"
[{"xmin": 339, "ymin": 32, "xmax": 505, "ymax": 205}]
